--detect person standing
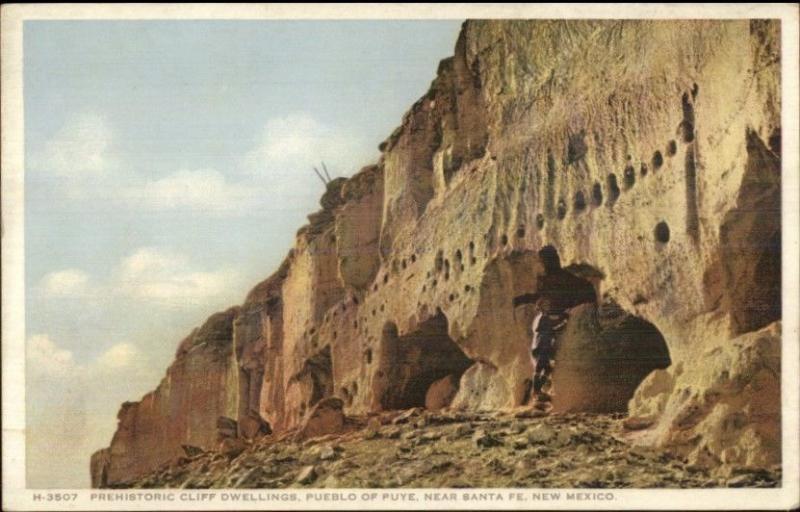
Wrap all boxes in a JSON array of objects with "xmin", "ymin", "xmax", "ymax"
[{"xmin": 530, "ymin": 298, "xmax": 567, "ymax": 405}]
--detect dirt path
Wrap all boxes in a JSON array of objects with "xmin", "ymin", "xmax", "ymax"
[{"xmin": 125, "ymin": 409, "xmax": 780, "ymax": 489}]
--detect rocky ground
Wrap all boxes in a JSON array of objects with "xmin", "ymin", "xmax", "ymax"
[{"xmin": 121, "ymin": 409, "xmax": 781, "ymax": 489}]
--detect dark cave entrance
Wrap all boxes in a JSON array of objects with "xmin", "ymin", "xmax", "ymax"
[{"xmin": 379, "ymin": 312, "xmax": 473, "ymax": 410}]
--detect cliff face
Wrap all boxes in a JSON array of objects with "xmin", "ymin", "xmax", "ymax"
[{"xmin": 91, "ymin": 20, "xmax": 782, "ymax": 487}]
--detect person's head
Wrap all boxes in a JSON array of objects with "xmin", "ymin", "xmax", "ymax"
[
  {"xmin": 536, "ymin": 298, "xmax": 551, "ymax": 314},
  {"xmin": 538, "ymin": 245, "xmax": 561, "ymax": 274}
]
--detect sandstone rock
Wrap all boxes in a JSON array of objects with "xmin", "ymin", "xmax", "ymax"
[
  {"xmin": 527, "ymin": 424, "xmax": 557, "ymax": 444},
  {"xmin": 622, "ymin": 416, "xmax": 655, "ymax": 431},
  {"xmin": 318, "ymin": 446, "xmax": 337, "ymax": 461},
  {"xmin": 238, "ymin": 413, "xmax": 272, "ymax": 440},
  {"xmin": 512, "ymin": 437, "xmax": 529, "ymax": 450},
  {"xmin": 296, "ymin": 398, "xmax": 345, "ymax": 441},
  {"xmin": 450, "ymin": 362, "xmax": 512, "ymax": 411},
  {"xmin": 420, "ymin": 431, "xmax": 443, "ymax": 443},
  {"xmin": 217, "ymin": 416, "xmax": 239, "ymax": 440},
  {"xmin": 181, "ymin": 445, "xmax": 204, "ymax": 458},
  {"xmin": 454, "ymin": 424, "xmax": 472, "ymax": 438},
  {"xmin": 424, "ymin": 374, "xmax": 459, "ymax": 410},
  {"xmin": 472, "ymin": 429, "xmax": 503, "ymax": 448},
  {"xmin": 218, "ymin": 438, "xmax": 247, "ymax": 458},
  {"xmin": 295, "ymin": 465, "xmax": 317, "ymax": 485},
  {"xmin": 391, "ymin": 408, "xmax": 422, "ymax": 425},
  {"xmin": 628, "ymin": 322, "xmax": 781, "ymax": 470},
  {"xmin": 363, "ymin": 417, "xmax": 382, "ymax": 439}
]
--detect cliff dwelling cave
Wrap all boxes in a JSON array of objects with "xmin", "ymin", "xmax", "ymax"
[{"xmin": 379, "ymin": 312, "xmax": 473, "ymax": 410}]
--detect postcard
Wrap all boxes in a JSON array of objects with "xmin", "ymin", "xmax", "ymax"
[{"xmin": 2, "ymin": 3, "xmax": 798, "ymax": 510}]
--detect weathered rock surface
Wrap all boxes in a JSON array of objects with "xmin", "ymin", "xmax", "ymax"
[
  {"xmin": 115, "ymin": 410, "xmax": 781, "ymax": 489},
  {"xmin": 92, "ymin": 308, "xmax": 240, "ymax": 486},
  {"xmin": 92, "ymin": 19, "xmax": 782, "ymax": 487}
]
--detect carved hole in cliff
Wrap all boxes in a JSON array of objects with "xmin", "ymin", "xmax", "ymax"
[
  {"xmin": 679, "ymin": 120, "xmax": 695, "ymax": 143},
  {"xmin": 536, "ymin": 213, "xmax": 545, "ymax": 229},
  {"xmin": 654, "ymin": 221, "xmax": 670, "ymax": 243},
  {"xmin": 557, "ymin": 199, "xmax": 567, "ymax": 219},
  {"xmin": 691, "ymin": 82, "xmax": 699, "ymax": 99},
  {"xmin": 500, "ymin": 234, "xmax": 509, "ymax": 246},
  {"xmin": 378, "ymin": 313, "xmax": 473, "ymax": 410},
  {"xmin": 666, "ymin": 140, "xmax": 677, "ymax": 156},
  {"xmin": 591, "ymin": 183, "xmax": 603, "ymax": 206},
  {"xmin": 623, "ymin": 164, "xmax": 636, "ymax": 189},
  {"xmin": 567, "ymin": 130, "xmax": 588, "ymax": 164},
  {"xmin": 383, "ymin": 274, "xmax": 389, "ymax": 284},
  {"xmin": 606, "ymin": 174, "xmax": 620, "ymax": 204},
  {"xmin": 685, "ymin": 145, "xmax": 699, "ymax": 242},
  {"xmin": 411, "ymin": 254, "xmax": 417, "ymax": 264},
  {"xmin": 652, "ymin": 151, "xmax": 664, "ymax": 170},
  {"xmin": 365, "ymin": 349, "xmax": 373, "ymax": 364},
  {"xmin": 640, "ymin": 163, "xmax": 649, "ymax": 176},
  {"xmin": 552, "ymin": 298, "xmax": 671, "ymax": 413},
  {"xmin": 444, "ymin": 259, "xmax": 451, "ymax": 280},
  {"xmin": 402, "ymin": 259, "xmax": 407, "ymax": 270},
  {"xmin": 574, "ymin": 191, "xmax": 586, "ymax": 212},
  {"xmin": 516, "ymin": 225, "xmax": 525, "ymax": 238},
  {"xmin": 435, "ymin": 250, "xmax": 444, "ymax": 273}
]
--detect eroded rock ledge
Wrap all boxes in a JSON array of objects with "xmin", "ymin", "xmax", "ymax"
[{"xmin": 91, "ymin": 19, "xmax": 781, "ymax": 488}]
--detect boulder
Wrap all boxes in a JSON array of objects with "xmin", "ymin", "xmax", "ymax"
[
  {"xmin": 296, "ymin": 398, "xmax": 345, "ymax": 441},
  {"xmin": 425, "ymin": 374, "xmax": 459, "ymax": 410}
]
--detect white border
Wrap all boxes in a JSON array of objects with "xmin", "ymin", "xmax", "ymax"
[{"xmin": 2, "ymin": 3, "xmax": 798, "ymax": 511}]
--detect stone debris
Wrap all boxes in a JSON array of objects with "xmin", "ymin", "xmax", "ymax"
[
  {"xmin": 295, "ymin": 465, "xmax": 317, "ymax": 485},
  {"xmin": 116, "ymin": 410, "xmax": 780, "ymax": 490}
]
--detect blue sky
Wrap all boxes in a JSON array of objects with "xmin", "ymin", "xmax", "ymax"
[{"xmin": 24, "ymin": 19, "xmax": 462, "ymax": 488}]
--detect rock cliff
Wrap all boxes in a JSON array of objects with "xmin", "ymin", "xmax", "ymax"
[{"xmin": 91, "ymin": 19, "xmax": 782, "ymax": 487}]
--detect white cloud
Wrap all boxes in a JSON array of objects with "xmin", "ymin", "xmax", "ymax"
[
  {"xmin": 27, "ymin": 334, "xmax": 76, "ymax": 376},
  {"xmin": 95, "ymin": 343, "xmax": 140, "ymax": 369},
  {"xmin": 243, "ymin": 113, "xmax": 374, "ymax": 194},
  {"xmin": 34, "ymin": 113, "xmax": 114, "ymax": 177},
  {"xmin": 121, "ymin": 168, "xmax": 260, "ymax": 213},
  {"xmin": 39, "ymin": 269, "xmax": 91, "ymax": 298},
  {"xmin": 116, "ymin": 247, "xmax": 241, "ymax": 305}
]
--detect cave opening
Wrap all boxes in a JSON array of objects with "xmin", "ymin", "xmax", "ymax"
[
  {"xmin": 526, "ymin": 246, "xmax": 671, "ymax": 413},
  {"xmin": 379, "ymin": 312, "xmax": 473, "ymax": 410},
  {"xmin": 551, "ymin": 297, "xmax": 671, "ymax": 413}
]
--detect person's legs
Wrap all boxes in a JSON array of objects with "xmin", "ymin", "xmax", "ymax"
[{"xmin": 532, "ymin": 353, "xmax": 551, "ymax": 395}]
